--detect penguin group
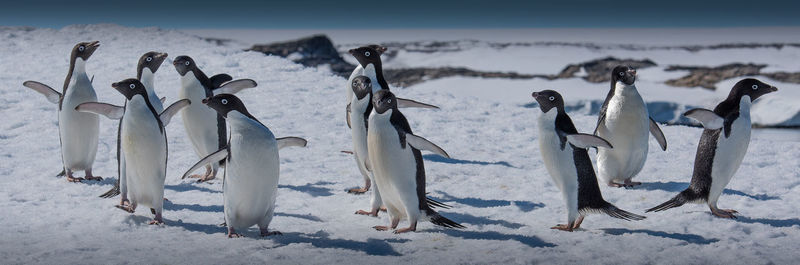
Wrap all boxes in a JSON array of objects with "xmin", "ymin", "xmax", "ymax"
[{"xmin": 23, "ymin": 41, "xmax": 778, "ymax": 237}]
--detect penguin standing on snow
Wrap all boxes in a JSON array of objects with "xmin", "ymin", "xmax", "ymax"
[
  {"xmin": 77, "ymin": 79, "xmax": 190, "ymax": 224},
  {"xmin": 533, "ymin": 90, "xmax": 645, "ymax": 231},
  {"xmin": 366, "ymin": 89, "xmax": 463, "ymax": 233},
  {"xmin": 647, "ymin": 78, "xmax": 777, "ymax": 218},
  {"xmin": 181, "ymin": 94, "xmax": 307, "ymax": 237},
  {"xmin": 100, "ymin": 51, "xmax": 169, "ymax": 199},
  {"xmin": 595, "ymin": 66, "xmax": 667, "ymax": 187},
  {"xmin": 173, "ymin": 55, "xmax": 257, "ymax": 182},
  {"xmin": 23, "ymin": 41, "xmax": 103, "ymax": 182}
]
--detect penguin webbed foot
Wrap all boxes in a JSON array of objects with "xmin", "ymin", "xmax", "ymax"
[
  {"xmin": 373, "ymin": 226, "xmax": 391, "ymax": 231},
  {"xmin": 711, "ymin": 208, "xmax": 738, "ymax": 219},
  {"xmin": 259, "ymin": 228, "xmax": 282, "ymax": 237},
  {"xmin": 608, "ymin": 180, "xmax": 642, "ymax": 188},
  {"xmin": 227, "ymin": 227, "xmax": 243, "ymax": 238},
  {"xmin": 114, "ymin": 204, "xmax": 135, "ymax": 213},
  {"xmin": 347, "ymin": 187, "xmax": 368, "ymax": 194},
  {"xmin": 550, "ymin": 224, "xmax": 575, "ymax": 232},
  {"xmin": 66, "ymin": 176, "xmax": 84, "ymax": 183},
  {"xmin": 148, "ymin": 220, "xmax": 164, "ymax": 225},
  {"xmin": 393, "ymin": 227, "xmax": 416, "ymax": 234},
  {"xmin": 83, "ymin": 175, "xmax": 103, "ymax": 181},
  {"xmin": 355, "ymin": 209, "xmax": 379, "ymax": 217}
]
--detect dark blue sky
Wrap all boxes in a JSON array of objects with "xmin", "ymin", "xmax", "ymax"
[{"xmin": 2, "ymin": 0, "xmax": 798, "ymax": 29}]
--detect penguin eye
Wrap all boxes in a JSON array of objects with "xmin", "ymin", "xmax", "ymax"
[
  {"xmin": 129, "ymin": 84, "xmax": 135, "ymax": 89},
  {"xmin": 78, "ymin": 46, "xmax": 85, "ymax": 52},
  {"xmin": 146, "ymin": 57, "xmax": 152, "ymax": 62},
  {"xmin": 752, "ymin": 84, "xmax": 758, "ymax": 90},
  {"xmin": 549, "ymin": 96, "xmax": 555, "ymax": 101},
  {"xmin": 387, "ymin": 98, "xmax": 392, "ymax": 103},
  {"xmin": 185, "ymin": 61, "xmax": 190, "ymax": 66},
  {"xmin": 618, "ymin": 72, "xmax": 624, "ymax": 76},
  {"xmin": 365, "ymin": 51, "xmax": 371, "ymax": 57},
  {"xmin": 221, "ymin": 99, "xmax": 228, "ymax": 104}
]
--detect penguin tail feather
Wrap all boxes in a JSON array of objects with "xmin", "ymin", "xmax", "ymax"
[
  {"xmin": 646, "ymin": 189, "xmax": 696, "ymax": 213},
  {"xmin": 600, "ymin": 205, "xmax": 646, "ymax": 221},
  {"xmin": 428, "ymin": 211, "xmax": 466, "ymax": 229},
  {"xmin": 426, "ymin": 197, "xmax": 452, "ymax": 209},
  {"xmin": 99, "ymin": 182, "xmax": 121, "ymax": 198}
]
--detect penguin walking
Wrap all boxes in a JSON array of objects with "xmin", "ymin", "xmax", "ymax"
[
  {"xmin": 647, "ymin": 79, "xmax": 777, "ymax": 218},
  {"xmin": 181, "ymin": 94, "xmax": 307, "ymax": 237},
  {"xmin": 345, "ymin": 45, "xmax": 439, "ymax": 194},
  {"xmin": 595, "ymin": 66, "xmax": 667, "ymax": 187},
  {"xmin": 366, "ymin": 90, "xmax": 463, "ymax": 233},
  {"xmin": 100, "ymin": 51, "xmax": 169, "ymax": 199},
  {"xmin": 173, "ymin": 55, "xmax": 257, "ymax": 182},
  {"xmin": 23, "ymin": 41, "xmax": 102, "ymax": 182},
  {"xmin": 533, "ymin": 90, "xmax": 645, "ymax": 231},
  {"xmin": 77, "ymin": 79, "xmax": 190, "ymax": 224}
]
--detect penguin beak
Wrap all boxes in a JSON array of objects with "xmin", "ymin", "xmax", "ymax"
[
  {"xmin": 348, "ymin": 49, "xmax": 356, "ymax": 55},
  {"xmin": 769, "ymin": 86, "xmax": 778, "ymax": 92},
  {"xmin": 111, "ymin": 82, "xmax": 124, "ymax": 94},
  {"xmin": 202, "ymin": 97, "xmax": 211, "ymax": 104},
  {"xmin": 156, "ymin": 52, "xmax": 168, "ymax": 60},
  {"xmin": 88, "ymin": 41, "xmax": 100, "ymax": 48},
  {"xmin": 531, "ymin": 92, "xmax": 540, "ymax": 98},
  {"xmin": 627, "ymin": 69, "xmax": 637, "ymax": 76}
]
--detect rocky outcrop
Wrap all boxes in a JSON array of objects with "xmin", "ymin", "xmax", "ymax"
[
  {"xmin": 383, "ymin": 67, "xmax": 547, "ymax": 87},
  {"xmin": 553, "ymin": 57, "xmax": 658, "ymax": 83},
  {"xmin": 665, "ymin": 63, "xmax": 800, "ymax": 90},
  {"xmin": 247, "ymin": 35, "xmax": 354, "ymax": 76}
]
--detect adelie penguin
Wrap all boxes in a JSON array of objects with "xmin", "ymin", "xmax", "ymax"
[
  {"xmin": 173, "ymin": 55, "xmax": 257, "ymax": 182},
  {"xmin": 100, "ymin": 51, "xmax": 169, "ymax": 199},
  {"xmin": 365, "ymin": 90, "xmax": 464, "ymax": 233},
  {"xmin": 23, "ymin": 41, "xmax": 103, "ymax": 183},
  {"xmin": 595, "ymin": 65, "xmax": 668, "ymax": 187},
  {"xmin": 77, "ymin": 78, "xmax": 190, "ymax": 224},
  {"xmin": 533, "ymin": 90, "xmax": 645, "ymax": 231},
  {"xmin": 181, "ymin": 94, "xmax": 307, "ymax": 237},
  {"xmin": 345, "ymin": 45, "xmax": 439, "ymax": 195},
  {"xmin": 647, "ymin": 78, "xmax": 777, "ymax": 218}
]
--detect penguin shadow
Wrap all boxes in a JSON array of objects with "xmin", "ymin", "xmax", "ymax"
[
  {"xmin": 437, "ymin": 229, "xmax": 556, "ymax": 248},
  {"xmin": 163, "ymin": 200, "xmax": 223, "ymax": 213},
  {"xmin": 278, "ymin": 181, "xmax": 336, "ymax": 197},
  {"xmin": 80, "ymin": 177, "xmax": 117, "ymax": 187},
  {"xmin": 269, "ymin": 231, "xmax": 410, "ymax": 256},
  {"xmin": 637, "ymin": 181, "xmax": 780, "ymax": 201},
  {"xmin": 422, "ymin": 154, "xmax": 516, "ymax": 168},
  {"xmin": 600, "ymin": 228, "xmax": 719, "ymax": 245},
  {"xmin": 734, "ymin": 217, "xmax": 800, "ymax": 228},
  {"xmin": 441, "ymin": 212, "xmax": 525, "ymax": 229},
  {"xmin": 274, "ymin": 212, "xmax": 324, "ymax": 222},
  {"xmin": 164, "ymin": 183, "xmax": 222, "ymax": 194},
  {"xmin": 435, "ymin": 191, "xmax": 545, "ymax": 212},
  {"xmin": 168, "ymin": 219, "xmax": 222, "ymax": 235}
]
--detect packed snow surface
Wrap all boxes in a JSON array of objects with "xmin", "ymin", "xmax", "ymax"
[{"xmin": 0, "ymin": 25, "xmax": 798, "ymax": 264}]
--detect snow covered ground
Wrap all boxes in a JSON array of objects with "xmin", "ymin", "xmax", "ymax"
[{"xmin": 1, "ymin": 25, "xmax": 799, "ymax": 264}]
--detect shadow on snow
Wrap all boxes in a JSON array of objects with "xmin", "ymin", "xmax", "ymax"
[
  {"xmin": 438, "ymin": 229, "xmax": 556, "ymax": 248},
  {"xmin": 436, "ymin": 191, "xmax": 545, "ymax": 212},
  {"xmin": 638, "ymin": 181, "xmax": 779, "ymax": 201},
  {"xmin": 270, "ymin": 231, "xmax": 410, "ymax": 256},
  {"xmin": 442, "ymin": 212, "xmax": 525, "ymax": 229},
  {"xmin": 278, "ymin": 181, "xmax": 336, "ymax": 197},
  {"xmin": 422, "ymin": 154, "xmax": 515, "ymax": 168},
  {"xmin": 601, "ymin": 228, "xmax": 719, "ymax": 245}
]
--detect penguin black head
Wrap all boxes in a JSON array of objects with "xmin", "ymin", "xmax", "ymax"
[
  {"xmin": 611, "ymin": 65, "xmax": 636, "ymax": 86},
  {"xmin": 71, "ymin": 41, "xmax": 100, "ymax": 61},
  {"xmin": 531, "ymin": 90, "xmax": 565, "ymax": 113},
  {"xmin": 202, "ymin": 94, "xmax": 251, "ymax": 118},
  {"xmin": 112, "ymin": 78, "xmax": 147, "ymax": 100},
  {"xmin": 727, "ymin": 78, "xmax": 778, "ymax": 102},
  {"xmin": 138, "ymin": 51, "xmax": 168, "ymax": 77},
  {"xmin": 351, "ymin": 76, "xmax": 373, "ymax": 100},
  {"xmin": 348, "ymin": 45, "xmax": 386, "ymax": 68},
  {"xmin": 372, "ymin": 89, "xmax": 397, "ymax": 114},
  {"xmin": 172, "ymin": 55, "xmax": 197, "ymax": 76}
]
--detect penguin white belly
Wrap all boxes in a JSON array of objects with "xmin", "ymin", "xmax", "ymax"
[
  {"xmin": 597, "ymin": 87, "xmax": 650, "ymax": 183},
  {"xmin": 367, "ymin": 124, "xmax": 419, "ymax": 220},
  {"xmin": 537, "ymin": 111, "xmax": 579, "ymax": 219},
  {"xmin": 58, "ymin": 75, "xmax": 99, "ymax": 171},
  {"xmin": 708, "ymin": 103, "xmax": 751, "ymax": 204},
  {"xmin": 350, "ymin": 97, "xmax": 371, "ymax": 182},
  {"xmin": 179, "ymin": 78, "xmax": 220, "ymax": 157},
  {"xmin": 121, "ymin": 97, "xmax": 166, "ymax": 210},
  {"xmin": 224, "ymin": 116, "xmax": 280, "ymax": 230}
]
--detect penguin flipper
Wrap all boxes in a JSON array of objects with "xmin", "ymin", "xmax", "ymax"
[
  {"xmin": 396, "ymin": 98, "xmax": 439, "ymax": 109},
  {"xmin": 277, "ymin": 137, "xmax": 308, "ymax": 149},
  {"xmin": 75, "ymin": 102, "xmax": 124, "ymax": 120},
  {"xmin": 345, "ymin": 103, "xmax": 352, "ymax": 129},
  {"xmin": 405, "ymin": 133, "xmax": 450, "ymax": 158},
  {"xmin": 564, "ymin": 133, "xmax": 613, "ymax": 149},
  {"xmin": 23, "ymin": 81, "xmax": 61, "ymax": 104},
  {"xmin": 649, "ymin": 117, "xmax": 668, "ymax": 151},
  {"xmin": 209, "ymin": 74, "xmax": 233, "ymax": 88},
  {"xmin": 182, "ymin": 148, "xmax": 229, "ymax": 179},
  {"xmin": 160, "ymin": 99, "xmax": 191, "ymax": 126},
  {"xmin": 215, "ymin": 79, "xmax": 257, "ymax": 95},
  {"xmin": 684, "ymin": 108, "xmax": 724, "ymax": 130}
]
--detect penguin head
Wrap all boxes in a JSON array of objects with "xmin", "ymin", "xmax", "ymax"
[
  {"xmin": 611, "ymin": 65, "xmax": 637, "ymax": 86},
  {"xmin": 71, "ymin": 41, "xmax": 100, "ymax": 61},
  {"xmin": 728, "ymin": 78, "xmax": 778, "ymax": 102},
  {"xmin": 203, "ymin": 94, "xmax": 250, "ymax": 118},
  {"xmin": 138, "ymin": 51, "xmax": 168, "ymax": 77},
  {"xmin": 112, "ymin": 78, "xmax": 147, "ymax": 100},
  {"xmin": 351, "ymin": 76, "xmax": 373, "ymax": 100},
  {"xmin": 372, "ymin": 89, "xmax": 397, "ymax": 114},
  {"xmin": 531, "ymin": 90, "xmax": 564, "ymax": 113},
  {"xmin": 348, "ymin": 45, "xmax": 384, "ymax": 68},
  {"xmin": 172, "ymin": 55, "xmax": 197, "ymax": 76}
]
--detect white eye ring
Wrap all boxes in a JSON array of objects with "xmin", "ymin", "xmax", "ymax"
[
  {"xmin": 221, "ymin": 99, "xmax": 228, "ymax": 104},
  {"xmin": 129, "ymin": 84, "xmax": 135, "ymax": 89},
  {"xmin": 752, "ymin": 84, "xmax": 758, "ymax": 90},
  {"xmin": 146, "ymin": 57, "xmax": 152, "ymax": 62},
  {"xmin": 549, "ymin": 96, "xmax": 555, "ymax": 101},
  {"xmin": 365, "ymin": 51, "xmax": 371, "ymax": 57},
  {"xmin": 185, "ymin": 61, "xmax": 190, "ymax": 66},
  {"xmin": 618, "ymin": 72, "xmax": 624, "ymax": 76},
  {"xmin": 78, "ymin": 46, "xmax": 85, "ymax": 51},
  {"xmin": 387, "ymin": 98, "xmax": 392, "ymax": 103}
]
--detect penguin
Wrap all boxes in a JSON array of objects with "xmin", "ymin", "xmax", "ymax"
[
  {"xmin": 594, "ymin": 65, "xmax": 668, "ymax": 187},
  {"xmin": 76, "ymin": 78, "xmax": 190, "ymax": 224},
  {"xmin": 365, "ymin": 89, "xmax": 464, "ymax": 233},
  {"xmin": 348, "ymin": 76, "xmax": 383, "ymax": 216},
  {"xmin": 532, "ymin": 90, "xmax": 645, "ymax": 231},
  {"xmin": 100, "ymin": 51, "xmax": 169, "ymax": 199},
  {"xmin": 646, "ymin": 78, "xmax": 777, "ymax": 218},
  {"xmin": 180, "ymin": 94, "xmax": 307, "ymax": 237},
  {"xmin": 23, "ymin": 41, "xmax": 102, "ymax": 182},
  {"xmin": 345, "ymin": 45, "xmax": 439, "ymax": 194},
  {"xmin": 173, "ymin": 55, "xmax": 257, "ymax": 182}
]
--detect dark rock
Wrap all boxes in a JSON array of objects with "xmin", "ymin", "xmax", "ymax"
[
  {"xmin": 383, "ymin": 67, "xmax": 547, "ymax": 88},
  {"xmin": 665, "ymin": 63, "xmax": 767, "ymax": 90},
  {"xmin": 554, "ymin": 57, "xmax": 658, "ymax": 83},
  {"xmin": 762, "ymin": 71, "xmax": 800, "ymax": 84},
  {"xmin": 247, "ymin": 35, "xmax": 354, "ymax": 76}
]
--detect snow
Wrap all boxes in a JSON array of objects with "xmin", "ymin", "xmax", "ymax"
[{"xmin": 1, "ymin": 25, "xmax": 799, "ymax": 264}]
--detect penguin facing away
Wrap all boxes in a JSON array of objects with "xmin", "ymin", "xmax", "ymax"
[
  {"xmin": 647, "ymin": 78, "xmax": 777, "ymax": 218},
  {"xmin": 77, "ymin": 78, "xmax": 190, "ymax": 224},
  {"xmin": 173, "ymin": 55, "xmax": 257, "ymax": 183},
  {"xmin": 181, "ymin": 94, "xmax": 307, "ymax": 237},
  {"xmin": 366, "ymin": 89, "xmax": 463, "ymax": 233},
  {"xmin": 23, "ymin": 41, "xmax": 103, "ymax": 183},
  {"xmin": 533, "ymin": 90, "xmax": 645, "ymax": 231},
  {"xmin": 595, "ymin": 65, "xmax": 668, "ymax": 188}
]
